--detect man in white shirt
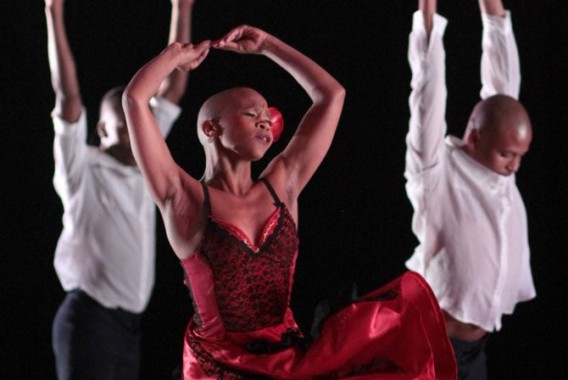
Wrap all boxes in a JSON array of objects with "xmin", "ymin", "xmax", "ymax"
[
  {"xmin": 404, "ymin": 0, "xmax": 535, "ymax": 378},
  {"xmin": 45, "ymin": 0, "xmax": 196, "ymax": 378}
]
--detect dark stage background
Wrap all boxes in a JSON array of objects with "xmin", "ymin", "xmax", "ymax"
[{"xmin": 2, "ymin": 1, "xmax": 567, "ymax": 378}]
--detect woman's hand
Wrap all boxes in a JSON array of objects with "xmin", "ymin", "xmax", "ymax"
[
  {"xmin": 170, "ymin": 40, "xmax": 211, "ymax": 72},
  {"xmin": 212, "ymin": 25, "xmax": 270, "ymax": 54}
]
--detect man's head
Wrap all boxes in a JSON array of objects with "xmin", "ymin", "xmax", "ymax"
[
  {"xmin": 96, "ymin": 86, "xmax": 135, "ymax": 165},
  {"xmin": 462, "ymin": 95, "xmax": 532, "ymax": 176}
]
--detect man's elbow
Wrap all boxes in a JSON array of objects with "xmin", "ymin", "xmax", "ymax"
[{"xmin": 158, "ymin": 86, "xmax": 186, "ymax": 105}]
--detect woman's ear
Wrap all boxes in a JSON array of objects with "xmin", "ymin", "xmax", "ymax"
[{"xmin": 202, "ymin": 119, "xmax": 221, "ymax": 142}]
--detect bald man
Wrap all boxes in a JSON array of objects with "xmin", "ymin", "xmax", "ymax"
[{"xmin": 403, "ymin": 0, "xmax": 535, "ymax": 378}]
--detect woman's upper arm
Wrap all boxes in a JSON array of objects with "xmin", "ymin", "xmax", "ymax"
[
  {"xmin": 272, "ymin": 87, "xmax": 345, "ymax": 196},
  {"xmin": 158, "ymin": 172, "xmax": 205, "ymax": 258}
]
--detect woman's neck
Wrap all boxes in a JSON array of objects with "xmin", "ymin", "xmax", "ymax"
[{"xmin": 203, "ymin": 158, "xmax": 254, "ymax": 195}]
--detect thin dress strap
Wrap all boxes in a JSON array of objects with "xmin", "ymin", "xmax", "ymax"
[
  {"xmin": 258, "ymin": 177, "xmax": 283, "ymax": 206},
  {"xmin": 200, "ymin": 182, "xmax": 212, "ymax": 215}
]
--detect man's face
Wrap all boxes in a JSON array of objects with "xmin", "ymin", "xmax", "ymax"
[
  {"xmin": 98, "ymin": 99, "xmax": 131, "ymax": 152},
  {"xmin": 470, "ymin": 121, "xmax": 532, "ymax": 176}
]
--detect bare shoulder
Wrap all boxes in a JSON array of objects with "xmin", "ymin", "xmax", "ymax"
[
  {"xmin": 261, "ymin": 159, "xmax": 292, "ymax": 200},
  {"xmin": 260, "ymin": 160, "xmax": 299, "ymax": 220}
]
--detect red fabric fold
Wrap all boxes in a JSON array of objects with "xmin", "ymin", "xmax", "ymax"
[{"xmin": 182, "ymin": 272, "xmax": 456, "ymax": 379}]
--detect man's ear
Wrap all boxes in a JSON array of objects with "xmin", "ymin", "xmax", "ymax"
[
  {"xmin": 96, "ymin": 121, "xmax": 107, "ymax": 139},
  {"xmin": 467, "ymin": 128, "xmax": 481, "ymax": 148}
]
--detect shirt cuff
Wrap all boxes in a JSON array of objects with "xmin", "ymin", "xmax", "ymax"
[
  {"xmin": 52, "ymin": 108, "xmax": 87, "ymax": 136},
  {"xmin": 412, "ymin": 11, "xmax": 448, "ymax": 36},
  {"xmin": 150, "ymin": 96, "xmax": 182, "ymax": 118},
  {"xmin": 481, "ymin": 10, "xmax": 513, "ymax": 34}
]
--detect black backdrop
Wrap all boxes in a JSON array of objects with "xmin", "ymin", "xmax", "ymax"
[{"xmin": 2, "ymin": 1, "xmax": 567, "ymax": 378}]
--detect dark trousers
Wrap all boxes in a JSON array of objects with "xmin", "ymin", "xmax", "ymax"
[
  {"xmin": 451, "ymin": 335, "xmax": 490, "ymax": 380},
  {"xmin": 52, "ymin": 289, "xmax": 142, "ymax": 380}
]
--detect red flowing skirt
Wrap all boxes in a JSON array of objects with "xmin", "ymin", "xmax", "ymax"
[{"xmin": 183, "ymin": 272, "xmax": 456, "ymax": 379}]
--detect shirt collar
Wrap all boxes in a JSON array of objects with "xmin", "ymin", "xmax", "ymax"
[
  {"xmin": 445, "ymin": 136, "xmax": 514, "ymax": 192},
  {"xmin": 92, "ymin": 149, "xmax": 141, "ymax": 175}
]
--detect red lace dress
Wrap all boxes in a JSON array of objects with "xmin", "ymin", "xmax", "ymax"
[{"xmin": 180, "ymin": 180, "xmax": 456, "ymax": 379}]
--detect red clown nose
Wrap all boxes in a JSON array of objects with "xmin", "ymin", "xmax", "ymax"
[{"xmin": 268, "ymin": 107, "xmax": 284, "ymax": 142}]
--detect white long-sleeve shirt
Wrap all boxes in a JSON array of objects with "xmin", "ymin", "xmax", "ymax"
[
  {"xmin": 404, "ymin": 11, "xmax": 535, "ymax": 332},
  {"xmin": 52, "ymin": 97, "xmax": 181, "ymax": 313}
]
